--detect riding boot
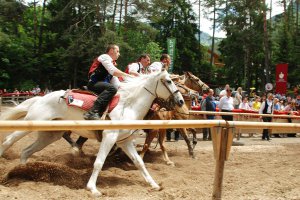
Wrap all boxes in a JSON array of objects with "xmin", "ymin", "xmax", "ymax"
[
  {"xmin": 84, "ymin": 85, "xmax": 117, "ymax": 120},
  {"xmin": 83, "ymin": 100, "xmax": 103, "ymax": 120}
]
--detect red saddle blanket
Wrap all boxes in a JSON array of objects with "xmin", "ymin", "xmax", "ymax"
[{"xmin": 65, "ymin": 90, "xmax": 120, "ymax": 113}]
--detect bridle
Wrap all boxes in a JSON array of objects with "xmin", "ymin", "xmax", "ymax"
[
  {"xmin": 175, "ymin": 82, "xmax": 199, "ymax": 99},
  {"xmin": 143, "ymin": 78, "xmax": 180, "ymax": 110},
  {"xmin": 185, "ymin": 72, "xmax": 209, "ymax": 92}
]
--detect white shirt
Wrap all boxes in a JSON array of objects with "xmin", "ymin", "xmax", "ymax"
[
  {"xmin": 97, "ymin": 54, "xmax": 120, "ymax": 88},
  {"xmin": 259, "ymin": 100, "xmax": 273, "ymax": 114},
  {"xmin": 219, "ymin": 89, "xmax": 227, "ymax": 97},
  {"xmin": 239, "ymin": 102, "xmax": 251, "ymax": 110},
  {"xmin": 97, "ymin": 54, "xmax": 118, "ymax": 76},
  {"xmin": 128, "ymin": 62, "xmax": 144, "ymax": 74},
  {"xmin": 148, "ymin": 62, "xmax": 164, "ymax": 73},
  {"xmin": 219, "ymin": 96, "xmax": 234, "ymax": 111}
]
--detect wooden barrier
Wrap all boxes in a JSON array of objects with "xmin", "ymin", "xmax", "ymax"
[
  {"xmin": 0, "ymin": 95, "xmax": 34, "ymax": 105},
  {"xmin": 189, "ymin": 110, "xmax": 300, "ymax": 137},
  {"xmin": 0, "ymin": 120, "xmax": 299, "ymax": 200}
]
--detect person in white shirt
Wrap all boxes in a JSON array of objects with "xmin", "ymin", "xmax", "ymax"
[
  {"xmin": 219, "ymin": 88, "xmax": 234, "ymax": 121},
  {"xmin": 239, "ymin": 97, "xmax": 251, "ymax": 110},
  {"xmin": 127, "ymin": 54, "xmax": 151, "ymax": 76},
  {"xmin": 259, "ymin": 93, "xmax": 274, "ymax": 140},
  {"xmin": 219, "ymin": 84, "xmax": 230, "ymax": 98},
  {"xmin": 84, "ymin": 44, "xmax": 132, "ymax": 120},
  {"xmin": 148, "ymin": 54, "xmax": 171, "ymax": 73}
]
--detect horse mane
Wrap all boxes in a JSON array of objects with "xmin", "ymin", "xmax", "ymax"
[
  {"xmin": 117, "ymin": 72, "xmax": 160, "ymax": 103},
  {"xmin": 184, "ymin": 71, "xmax": 209, "ymax": 89}
]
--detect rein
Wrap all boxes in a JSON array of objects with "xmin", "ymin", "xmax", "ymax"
[
  {"xmin": 143, "ymin": 78, "xmax": 180, "ymax": 111},
  {"xmin": 185, "ymin": 72, "xmax": 209, "ymax": 93}
]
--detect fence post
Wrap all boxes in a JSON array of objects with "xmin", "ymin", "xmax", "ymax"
[{"xmin": 211, "ymin": 126, "xmax": 234, "ymax": 200}]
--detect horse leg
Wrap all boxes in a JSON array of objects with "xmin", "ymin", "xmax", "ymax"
[
  {"xmin": 20, "ymin": 131, "xmax": 64, "ymax": 164},
  {"xmin": 117, "ymin": 139, "xmax": 160, "ymax": 190},
  {"xmin": 178, "ymin": 128, "xmax": 195, "ymax": 158},
  {"xmin": 140, "ymin": 129, "xmax": 157, "ymax": 159},
  {"xmin": 190, "ymin": 128, "xmax": 198, "ymax": 149},
  {"xmin": 158, "ymin": 129, "xmax": 174, "ymax": 166},
  {"xmin": 87, "ymin": 132, "xmax": 118, "ymax": 197},
  {"xmin": 62, "ymin": 131, "xmax": 75, "ymax": 146},
  {"xmin": 0, "ymin": 130, "xmax": 31, "ymax": 157},
  {"xmin": 62, "ymin": 132, "xmax": 87, "ymax": 155}
]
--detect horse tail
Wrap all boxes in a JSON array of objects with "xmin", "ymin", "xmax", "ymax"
[{"xmin": 0, "ymin": 96, "xmax": 42, "ymax": 120}]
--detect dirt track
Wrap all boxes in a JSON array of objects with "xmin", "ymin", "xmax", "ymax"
[
  {"xmin": 0, "ymin": 129, "xmax": 299, "ymax": 200},
  {"xmin": 0, "ymin": 105, "xmax": 299, "ymax": 199}
]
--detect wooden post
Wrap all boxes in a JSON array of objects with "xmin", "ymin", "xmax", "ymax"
[
  {"xmin": 236, "ymin": 115, "xmax": 241, "ymax": 140},
  {"xmin": 212, "ymin": 126, "xmax": 233, "ymax": 200}
]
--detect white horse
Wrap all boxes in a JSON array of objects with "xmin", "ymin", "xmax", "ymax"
[{"xmin": 0, "ymin": 69, "xmax": 184, "ymax": 196}]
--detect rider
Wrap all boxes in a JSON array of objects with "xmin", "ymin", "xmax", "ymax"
[
  {"xmin": 148, "ymin": 54, "xmax": 171, "ymax": 73},
  {"xmin": 127, "ymin": 54, "xmax": 151, "ymax": 76},
  {"xmin": 84, "ymin": 44, "xmax": 132, "ymax": 120}
]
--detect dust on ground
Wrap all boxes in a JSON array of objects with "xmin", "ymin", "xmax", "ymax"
[{"xmin": 0, "ymin": 105, "xmax": 299, "ymax": 200}]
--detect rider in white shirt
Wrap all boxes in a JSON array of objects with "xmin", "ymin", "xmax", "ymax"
[
  {"xmin": 148, "ymin": 54, "xmax": 171, "ymax": 73},
  {"xmin": 127, "ymin": 54, "xmax": 151, "ymax": 76}
]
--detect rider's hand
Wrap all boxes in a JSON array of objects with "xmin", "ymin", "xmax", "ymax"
[{"xmin": 124, "ymin": 73, "xmax": 135, "ymax": 78}]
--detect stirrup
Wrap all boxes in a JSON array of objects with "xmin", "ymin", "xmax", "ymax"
[
  {"xmin": 100, "ymin": 106, "xmax": 109, "ymax": 120},
  {"xmin": 83, "ymin": 111, "xmax": 100, "ymax": 120}
]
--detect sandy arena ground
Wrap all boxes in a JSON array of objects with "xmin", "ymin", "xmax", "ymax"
[{"xmin": 0, "ymin": 106, "xmax": 299, "ymax": 200}]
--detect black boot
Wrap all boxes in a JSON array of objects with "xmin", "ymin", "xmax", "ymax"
[
  {"xmin": 84, "ymin": 101, "xmax": 103, "ymax": 120},
  {"xmin": 83, "ymin": 110, "xmax": 100, "ymax": 120}
]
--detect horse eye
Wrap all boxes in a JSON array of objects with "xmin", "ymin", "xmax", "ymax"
[{"xmin": 167, "ymin": 80, "xmax": 172, "ymax": 84}]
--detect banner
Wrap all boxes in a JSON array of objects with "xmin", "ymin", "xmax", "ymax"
[
  {"xmin": 167, "ymin": 38, "xmax": 176, "ymax": 73},
  {"xmin": 275, "ymin": 63, "xmax": 288, "ymax": 95}
]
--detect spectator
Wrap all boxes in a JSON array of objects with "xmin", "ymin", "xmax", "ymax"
[
  {"xmin": 36, "ymin": 85, "xmax": 41, "ymax": 94},
  {"xmin": 13, "ymin": 88, "xmax": 20, "ymax": 96},
  {"xmin": 44, "ymin": 87, "xmax": 50, "ymax": 94},
  {"xmin": 219, "ymin": 84, "xmax": 230, "ymax": 98},
  {"xmin": 259, "ymin": 93, "xmax": 274, "ymax": 141},
  {"xmin": 219, "ymin": 88, "xmax": 234, "ymax": 121},
  {"xmin": 296, "ymin": 95, "xmax": 300, "ymax": 110},
  {"xmin": 201, "ymin": 89, "xmax": 216, "ymax": 140},
  {"xmin": 31, "ymin": 87, "xmax": 37, "ymax": 95},
  {"xmin": 239, "ymin": 97, "xmax": 251, "ymax": 110},
  {"xmin": 273, "ymin": 98, "xmax": 281, "ymax": 111},
  {"xmin": 279, "ymin": 99, "xmax": 285, "ymax": 110},
  {"xmin": 252, "ymin": 96, "xmax": 261, "ymax": 111},
  {"xmin": 234, "ymin": 87, "xmax": 243, "ymax": 109}
]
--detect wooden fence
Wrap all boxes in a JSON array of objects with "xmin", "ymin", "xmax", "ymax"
[
  {"xmin": 189, "ymin": 110, "xmax": 300, "ymax": 136},
  {"xmin": 0, "ymin": 119, "xmax": 299, "ymax": 200}
]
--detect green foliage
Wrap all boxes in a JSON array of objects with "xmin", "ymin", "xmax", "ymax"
[
  {"xmin": 145, "ymin": 42, "xmax": 163, "ymax": 62},
  {"xmin": 1, "ymin": 0, "xmax": 298, "ymax": 93},
  {"xmin": 149, "ymin": 0, "xmax": 203, "ymax": 75}
]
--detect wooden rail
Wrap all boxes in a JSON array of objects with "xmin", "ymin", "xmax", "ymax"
[
  {"xmin": 0, "ymin": 119, "xmax": 299, "ymax": 200},
  {"xmin": 189, "ymin": 110, "xmax": 300, "ymax": 119},
  {"xmin": 0, "ymin": 120, "xmax": 300, "ymax": 131},
  {"xmin": 0, "ymin": 95, "xmax": 35, "ymax": 107}
]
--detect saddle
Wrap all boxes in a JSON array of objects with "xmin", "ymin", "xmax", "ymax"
[
  {"xmin": 62, "ymin": 89, "xmax": 120, "ymax": 142},
  {"xmin": 64, "ymin": 89, "xmax": 120, "ymax": 113}
]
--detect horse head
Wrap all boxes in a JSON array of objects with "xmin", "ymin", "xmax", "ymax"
[
  {"xmin": 153, "ymin": 69, "xmax": 185, "ymax": 108},
  {"xmin": 184, "ymin": 71, "xmax": 210, "ymax": 93}
]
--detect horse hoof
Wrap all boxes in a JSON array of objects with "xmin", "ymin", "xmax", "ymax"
[
  {"xmin": 167, "ymin": 161, "xmax": 175, "ymax": 166},
  {"xmin": 92, "ymin": 190, "xmax": 102, "ymax": 197},
  {"xmin": 87, "ymin": 187, "xmax": 102, "ymax": 197},
  {"xmin": 150, "ymin": 185, "xmax": 162, "ymax": 192},
  {"xmin": 71, "ymin": 146, "xmax": 83, "ymax": 156}
]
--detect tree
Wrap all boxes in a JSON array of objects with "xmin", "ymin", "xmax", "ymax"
[{"xmin": 149, "ymin": 0, "xmax": 203, "ymax": 75}]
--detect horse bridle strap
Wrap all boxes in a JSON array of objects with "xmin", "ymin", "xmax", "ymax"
[
  {"xmin": 160, "ymin": 79, "xmax": 180, "ymax": 97},
  {"xmin": 143, "ymin": 79, "xmax": 179, "ymax": 99}
]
